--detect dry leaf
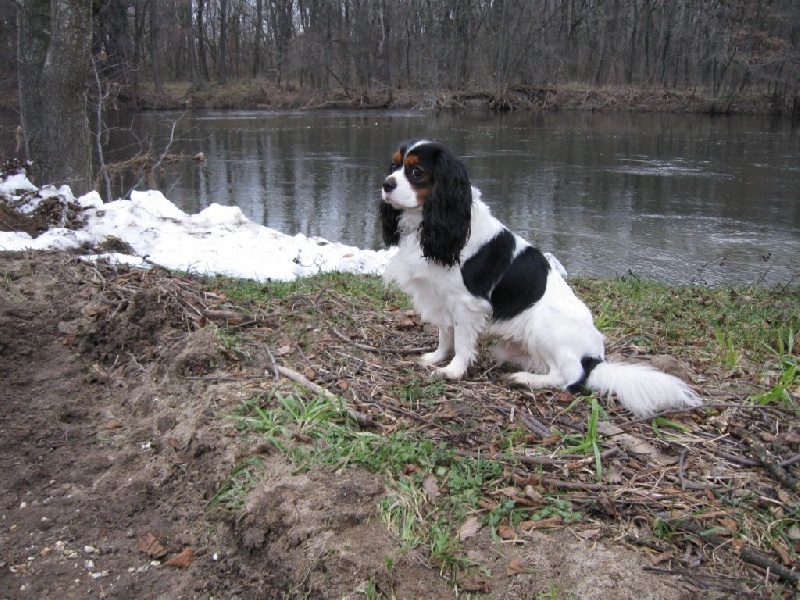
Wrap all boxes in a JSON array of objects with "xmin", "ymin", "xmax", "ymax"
[
  {"xmin": 577, "ymin": 528, "xmax": 602, "ymax": 540},
  {"xmin": 524, "ymin": 485, "xmax": 545, "ymax": 504},
  {"xmin": 596, "ymin": 422, "xmax": 677, "ymax": 465},
  {"xmin": 137, "ymin": 531, "xmax": 167, "ymax": 559},
  {"xmin": 498, "ymin": 486, "xmax": 521, "ymax": 498},
  {"xmin": 457, "ymin": 576, "xmax": 491, "ymax": 593},
  {"xmin": 652, "ymin": 552, "xmax": 675, "ymax": 565},
  {"xmin": 396, "ymin": 318, "xmax": 416, "ymax": 330},
  {"xmin": 776, "ymin": 488, "xmax": 794, "ymax": 506},
  {"xmin": 477, "ymin": 499, "xmax": 499, "ymax": 511},
  {"xmin": 786, "ymin": 525, "xmax": 800, "ymax": 541},
  {"xmin": 497, "ymin": 525, "xmax": 516, "ymax": 540},
  {"xmin": 519, "ymin": 515, "xmax": 563, "ymax": 531},
  {"xmin": 459, "ymin": 516, "xmax": 482, "ymax": 541},
  {"xmin": 423, "ymin": 473, "xmax": 440, "ymax": 503},
  {"xmin": 165, "ymin": 547, "xmax": 196, "ymax": 568},
  {"xmin": 402, "ymin": 463, "xmax": 420, "ymax": 476},
  {"xmin": 506, "ymin": 558, "xmax": 527, "ymax": 576},
  {"xmin": 718, "ymin": 518, "xmax": 739, "ymax": 534},
  {"xmin": 771, "ymin": 539, "xmax": 792, "ymax": 566}
]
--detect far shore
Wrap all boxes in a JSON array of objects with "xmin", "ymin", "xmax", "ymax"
[{"xmin": 2, "ymin": 80, "xmax": 797, "ymax": 116}]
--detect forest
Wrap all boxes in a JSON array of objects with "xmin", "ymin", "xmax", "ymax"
[{"xmin": 2, "ymin": 0, "xmax": 799, "ymax": 112}]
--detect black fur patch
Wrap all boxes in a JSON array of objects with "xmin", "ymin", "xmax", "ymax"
[
  {"xmin": 380, "ymin": 202, "xmax": 402, "ymax": 247},
  {"xmin": 567, "ymin": 356, "xmax": 603, "ymax": 394},
  {"xmin": 417, "ymin": 144, "xmax": 472, "ymax": 267},
  {"xmin": 461, "ymin": 231, "xmax": 551, "ymax": 320}
]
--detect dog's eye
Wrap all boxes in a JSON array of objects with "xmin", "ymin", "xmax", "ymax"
[
  {"xmin": 388, "ymin": 161, "xmax": 400, "ymax": 173},
  {"xmin": 409, "ymin": 166, "xmax": 425, "ymax": 180}
]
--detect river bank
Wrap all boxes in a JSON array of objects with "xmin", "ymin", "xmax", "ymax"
[
  {"xmin": 128, "ymin": 80, "xmax": 799, "ymax": 115},
  {"xmin": 1, "ymin": 79, "xmax": 795, "ymax": 115}
]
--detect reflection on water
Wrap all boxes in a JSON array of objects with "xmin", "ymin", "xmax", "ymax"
[{"xmin": 13, "ymin": 110, "xmax": 800, "ymax": 284}]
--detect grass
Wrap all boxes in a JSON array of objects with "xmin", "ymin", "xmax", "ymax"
[
  {"xmin": 572, "ymin": 277, "xmax": 799, "ymax": 367},
  {"xmin": 205, "ymin": 271, "xmax": 800, "ymax": 594},
  {"xmin": 557, "ymin": 397, "xmax": 606, "ymax": 481},
  {"xmin": 225, "ymin": 385, "xmax": 586, "ymax": 576}
]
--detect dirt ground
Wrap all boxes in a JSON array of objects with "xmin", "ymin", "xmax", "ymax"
[
  {"xmin": 0, "ymin": 247, "xmax": 797, "ymax": 599},
  {"xmin": 0, "ymin": 250, "xmax": 693, "ymax": 600}
]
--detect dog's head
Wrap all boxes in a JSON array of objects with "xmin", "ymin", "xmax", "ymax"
[{"xmin": 380, "ymin": 140, "xmax": 472, "ymax": 267}]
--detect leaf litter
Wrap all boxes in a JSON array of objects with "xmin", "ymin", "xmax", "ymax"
[{"xmin": 0, "ymin": 250, "xmax": 796, "ymax": 598}]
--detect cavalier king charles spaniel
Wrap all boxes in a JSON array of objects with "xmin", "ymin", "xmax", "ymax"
[{"xmin": 380, "ymin": 139, "xmax": 702, "ymax": 417}]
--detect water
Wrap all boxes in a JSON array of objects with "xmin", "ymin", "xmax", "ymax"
[{"xmin": 15, "ymin": 110, "xmax": 800, "ymax": 284}]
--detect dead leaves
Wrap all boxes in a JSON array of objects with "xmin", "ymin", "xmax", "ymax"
[
  {"xmin": 458, "ymin": 515, "xmax": 482, "ymax": 541},
  {"xmin": 164, "ymin": 547, "xmax": 196, "ymax": 569},
  {"xmin": 137, "ymin": 531, "xmax": 195, "ymax": 568},
  {"xmin": 422, "ymin": 473, "xmax": 441, "ymax": 503},
  {"xmin": 137, "ymin": 531, "xmax": 167, "ymax": 559}
]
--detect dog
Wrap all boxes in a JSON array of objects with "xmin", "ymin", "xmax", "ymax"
[{"xmin": 379, "ymin": 139, "xmax": 702, "ymax": 417}]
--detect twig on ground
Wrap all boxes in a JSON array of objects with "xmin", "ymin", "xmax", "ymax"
[
  {"xmin": 274, "ymin": 364, "xmax": 379, "ymax": 429},
  {"xmin": 331, "ymin": 326, "xmax": 436, "ymax": 355},
  {"xmin": 675, "ymin": 520, "xmax": 800, "ymax": 588},
  {"xmin": 746, "ymin": 441, "xmax": 800, "ymax": 493}
]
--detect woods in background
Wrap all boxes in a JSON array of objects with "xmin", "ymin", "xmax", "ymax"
[{"xmin": 1, "ymin": 0, "xmax": 798, "ymax": 112}]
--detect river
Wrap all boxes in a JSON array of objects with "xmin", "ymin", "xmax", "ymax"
[{"xmin": 11, "ymin": 109, "xmax": 800, "ymax": 284}]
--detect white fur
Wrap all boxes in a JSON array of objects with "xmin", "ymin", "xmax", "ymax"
[{"xmin": 383, "ymin": 181, "xmax": 702, "ymax": 418}]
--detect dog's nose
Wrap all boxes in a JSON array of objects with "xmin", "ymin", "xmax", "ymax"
[{"xmin": 382, "ymin": 178, "xmax": 397, "ymax": 193}]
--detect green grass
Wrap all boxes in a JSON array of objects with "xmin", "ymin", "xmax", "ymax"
[
  {"xmin": 557, "ymin": 397, "xmax": 606, "ymax": 481},
  {"xmin": 212, "ymin": 270, "xmax": 401, "ymax": 310},
  {"xmin": 748, "ymin": 330, "xmax": 799, "ymax": 413},
  {"xmin": 207, "ymin": 272, "xmax": 799, "ymax": 588},
  {"xmin": 226, "ymin": 387, "xmax": 584, "ymax": 576},
  {"xmin": 208, "ymin": 457, "xmax": 265, "ymax": 516},
  {"xmin": 573, "ymin": 277, "xmax": 799, "ymax": 366}
]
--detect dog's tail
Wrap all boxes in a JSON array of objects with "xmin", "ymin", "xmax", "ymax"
[{"xmin": 584, "ymin": 361, "xmax": 702, "ymax": 417}]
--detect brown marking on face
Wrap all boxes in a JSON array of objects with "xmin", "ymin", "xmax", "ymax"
[
  {"xmin": 392, "ymin": 151, "xmax": 402, "ymax": 166},
  {"xmin": 404, "ymin": 154, "xmax": 420, "ymax": 168},
  {"xmin": 414, "ymin": 187, "xmax": 430, "ymax": 207}
]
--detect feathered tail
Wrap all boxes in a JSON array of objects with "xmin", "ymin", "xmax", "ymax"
[{"xmin": 586, "ymin": 361, "xmax": 702, "ymax": 417}]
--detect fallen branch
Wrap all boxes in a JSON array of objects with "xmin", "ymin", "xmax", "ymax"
[
  {"xmin": 331, "ymin": 327, "xmax": 435, "ymax": 355},
  {"xmin": 747, "ymin": 442, "xmax": 800, "ymax": 493},
  {"xmin": 675, "ymin": 520, "xmax": 799, "ymax": 588},
  {"xmin": 274, "ymin": 365, "xmax": 379, "ymax": 429},
  {"xmin": 371, "ymin": 399, "xmax": 455, "ymax": 434}
]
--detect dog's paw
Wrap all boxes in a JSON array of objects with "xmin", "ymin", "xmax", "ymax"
[
  {"xmin": 420, "ymin": 351, "xmax": 448, "ymax": 366},
  {"xmin": 435, "ymin": 366, "xmax": 464, "ymax": 380},
  {"xmin": 435, "ymin": 359, "xmax": 469, "ymax": 380}
]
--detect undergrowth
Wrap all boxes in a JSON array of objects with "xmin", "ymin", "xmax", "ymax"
[{"xmin": 207, "ymin": 271, "xmax": 799, "ymax": 594}]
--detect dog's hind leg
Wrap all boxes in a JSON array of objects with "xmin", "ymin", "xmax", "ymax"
[
  {"xmin": 509, "ymin": 355, "xmax": 584, "ymax": 391},
  {"xmin": 509, "ymin": 371, "xmax": 566, "ymax": 389}
]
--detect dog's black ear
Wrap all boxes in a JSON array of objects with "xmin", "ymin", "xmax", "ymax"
[
  {"xmin": 380, "ymin": 202, "xmax": 402, "ymax": 247},
  {"xmin": 420, "ymin": 148, "xmax": 472, "ymax": 267}
]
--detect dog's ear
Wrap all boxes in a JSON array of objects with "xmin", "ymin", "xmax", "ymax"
[
  {"xmin": 380, "ymin": 202, "xmax": 402, "ymax": 247},
  {"xmin": 420, "ymin": 148, "xmax": 472, "ymax": 267}
]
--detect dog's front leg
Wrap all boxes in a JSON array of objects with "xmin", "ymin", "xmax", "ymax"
[
  {"xmin": 421, "ymin": 326, "xmax": 454, "ymax": 366},
  {"xmin": 435, "ymin": 319, "xmax": 484, "ymax": 379}
]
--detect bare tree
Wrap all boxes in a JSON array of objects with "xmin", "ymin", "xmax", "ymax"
[{"xmin": 17, "ymin": 0, "xmax": 93, "ymax": 194}]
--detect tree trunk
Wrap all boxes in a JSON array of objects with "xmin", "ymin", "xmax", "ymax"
[
  {"xmin": 185, "ymin": 0, "xmax": 200, "ymax": 89},
  {"xmin": 17, "ymin": 0, "xmax": 93, "ymax": 195},
  {"xmin": 149, "ymin": 0, "xmax": 162, "ymax": 94},
  {"xmin": 253, "ymin": 0, "xmax": 263, "ymax": 78},
  {"xmin": 217, "ymin": 0, "xmax": 228, "ymax": 84}
]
